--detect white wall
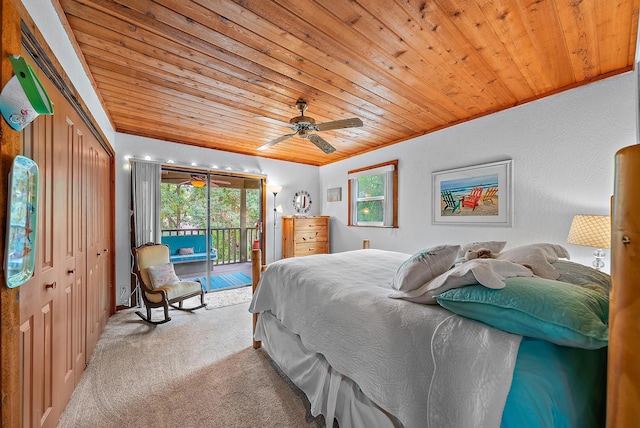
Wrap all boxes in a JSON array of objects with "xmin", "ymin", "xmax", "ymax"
[
  {"xmin": 320, "ymin": 72, "xmax": 637, "ymax": 271},
  {"xmin": 113, "ymin": 134, "xmax": 319, "ymax": 305}
]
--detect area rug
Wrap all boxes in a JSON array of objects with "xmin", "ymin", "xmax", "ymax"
[
  {"xmin": 195, "ymin": 272, "xmax": 252, "ymax": 292},
  {"xmin": 204, "ymin": 285, "xmax": 252, "ymax": 309}
]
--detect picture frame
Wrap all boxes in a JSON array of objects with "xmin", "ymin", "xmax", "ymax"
[
  {"xmin": 432, "ymin": 159, "xmax": 513, "ymax": 226},
  {"xmin": 327, "ymin": 187, "xmax": 342, "ymax": 202}
]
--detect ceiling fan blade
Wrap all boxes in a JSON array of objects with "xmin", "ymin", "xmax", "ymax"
[
  {"xmin": 315, "ymin": 117, "xmax": 363, "ymax": 132},
  {"xmin": 254, "ymin": 116, "xmax": 293, "ymax": 128},
  {"xmin": 257, "ymin": 133, "xmax": 296, "ymax": 151},
  {"xmin": 308, "ymin": 134, "xmax": 336, "ymax": 154}
]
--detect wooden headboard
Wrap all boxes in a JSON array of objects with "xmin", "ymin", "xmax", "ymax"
[{"xmin": 608, "ymin": 143, "xmax": 640, "ymax": 427}]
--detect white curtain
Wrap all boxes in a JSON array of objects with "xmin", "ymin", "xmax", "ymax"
[
  {"xmin": 382, "ymin": 169, "xmax": 394, "ymax": 227},
  {"xmin": 131, "ymin": 161, "xmax": 161, "ymax": 247},
  {"xmin": 350, "ymin": 178, "xmax": 358, "ymax": 225}
]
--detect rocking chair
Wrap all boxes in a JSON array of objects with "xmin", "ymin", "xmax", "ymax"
[{"xmin": 133, "ymin": 243, "xmax": 207, "ymax": 325}]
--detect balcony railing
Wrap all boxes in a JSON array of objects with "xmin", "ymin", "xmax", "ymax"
[{"xmin": 161, "ymin": 227, "xmax": 259, "ymax": 265}]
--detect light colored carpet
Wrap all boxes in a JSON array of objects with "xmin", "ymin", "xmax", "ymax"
[
  {"xmin": 58, "ymin": 287, "xmax": 327, "ymax": 427},
  {"xmin": 204, "ymin": 285, "xmax": 253, "ymax": 309}
]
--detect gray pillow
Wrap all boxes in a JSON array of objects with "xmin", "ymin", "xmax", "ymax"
[{"xmin": 391, "ymin": 245, "xmax": 460, "ymax": 291}]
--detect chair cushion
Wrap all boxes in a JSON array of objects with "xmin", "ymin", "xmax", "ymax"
[
  {"xmin": 146, "ymin": 280, "xmax": 202, "ymax": 304},
  {"xmin": 146, "ymin": 263, "xmax": 179, "ymax": 289}
]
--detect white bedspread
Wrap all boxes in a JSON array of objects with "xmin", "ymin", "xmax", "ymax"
[{"xmin": 249, "ymin": 249, "xmax": 522, "ymax": 428}]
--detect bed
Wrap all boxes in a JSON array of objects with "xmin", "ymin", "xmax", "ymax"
[{"xmin": 249, "ymin": 242, "xmax": 610, "ymax": 428}]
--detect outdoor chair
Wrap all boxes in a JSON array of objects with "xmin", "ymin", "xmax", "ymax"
[
  {"xmin": 482, "ymin": 187, "xmax": 498, "ymax": 204},
  {"xmin": 133, "ymin": 243, "xmax": 207, "ymax": 325},
  {"xmin": 441, "ymin": 190, "xmax": 461, "ymax": 213},
  {"xmin": 461, "ymin": 187, "xmax": 483, "ymax": 210}
]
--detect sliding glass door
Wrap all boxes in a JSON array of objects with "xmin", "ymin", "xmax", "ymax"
[{"xmin": 159, "ymin": 168, "xmax": 263, "ymax": 292}]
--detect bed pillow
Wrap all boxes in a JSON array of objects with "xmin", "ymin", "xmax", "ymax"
[
  {"xmin": 435, "ymin": 276, "xmax": 609, "ymax": 349},
  {"xmin": 553, "ymin": 260, "xmax": 611, "ymax": 292},
  {"xmin": 391, "ymin": 245, "xmax": 460, "ymax": 291},
  {"xmin": 178, "ymin": 247, "xmax": 195, "ymax": 255},
  {"xmin": 497, "ymin": 243, "xmax": 570, "ymax": 279},
  {"xmin": 389, "ymin": 259, "xmax": 534, "ymax": 304},
  {"xmin": 146, "ymin": 263, "xmax": 180, "ymax": 289}
]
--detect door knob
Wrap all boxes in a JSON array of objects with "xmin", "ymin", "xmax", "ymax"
[
  {"xmin": 68, "ymin": 269, "xmax": 75, "ymax": 274},
  {"xmin": 46, "ymin": 281, "xmax": 57, "ymax": 290}
]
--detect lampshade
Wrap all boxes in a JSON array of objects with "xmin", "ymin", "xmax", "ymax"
[
  {"xmin": 276, "ymin": 204, "xmax": 283, "ymax": 213},
  {"xmin": 267, "ymin": 184, "xmax": 282, "ymax": 194},
  {"xmin": 567, "ymin": 215, "xmax": 611, "ymax": 249}
]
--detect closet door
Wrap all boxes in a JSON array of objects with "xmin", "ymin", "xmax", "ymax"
[
  {"xmin": 19, "ymin": 86, "xmax": 85, "ymax": 427},
  {"xmin": 85, "ymin": 141, "xmax": 111, "ymax": 356},
  {"xmin": 20, "ymin": 109, "xmax": 60, "ymax": 428},
  {"xmin": 69, "ymin": 121, "xmax": 88, "ymax": 385},
  {"xmin": 19, "ymin": 59, "xmax": 111, "ymax": 427}
]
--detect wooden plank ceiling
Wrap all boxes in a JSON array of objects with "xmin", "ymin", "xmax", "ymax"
[{"xmin": 56, "ymin": 0, "xmax": 639, "ymax": 166}]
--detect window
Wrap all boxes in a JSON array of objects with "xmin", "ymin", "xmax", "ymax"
[{"xmin": 348, "ymin": 160, "xmax": 398, "ymax": 227}]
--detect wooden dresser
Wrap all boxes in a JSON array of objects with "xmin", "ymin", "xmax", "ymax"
[{"xmin": 282, "ymin": 216, "xmax": 330, "ymax": 258}]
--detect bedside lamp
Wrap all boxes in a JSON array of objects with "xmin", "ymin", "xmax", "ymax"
[{"xmin": 567, "ymin": 215, "xmax": 611, "ymax": 271}]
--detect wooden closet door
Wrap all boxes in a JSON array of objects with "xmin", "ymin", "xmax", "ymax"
[
  {"xmin": 85, "ymin": 141, "xmax": 111, "ymax": 356},
  {"xmin": 19, "ymin": 88, "xmax": 85, "ymax": 426},
  {"xmin": 20, "ymin": 110, "xmax": 59, "ymax": 428},
  {"xmin": 20, "ymin": 66, "xmax": 91, "ymax": 428}
]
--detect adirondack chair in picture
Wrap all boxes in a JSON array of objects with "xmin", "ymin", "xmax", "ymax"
[
  {"xmin": 482, "ymin": 187, "xmax": 498, "ymax": 204},
  {"xmin": 441, "ymin": 190, "xmax": 460, "ymax": 213},
  {"xmin": 461, "ymin": 187, "xmax": 483, "ymax": 210}
]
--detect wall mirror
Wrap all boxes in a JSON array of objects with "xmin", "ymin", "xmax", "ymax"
[{"xmin": 292, "ymin": 190, "xmax": 312, "ymax": 215}]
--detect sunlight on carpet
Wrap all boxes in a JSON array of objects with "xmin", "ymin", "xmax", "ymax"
[{"xmin": 204, "ymin": 285, "xmax": 252, "ymax": 309}]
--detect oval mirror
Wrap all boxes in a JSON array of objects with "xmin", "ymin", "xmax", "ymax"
[{"xmin": 292, "ymin": 190, "xmax": 312, "ymax": 215}]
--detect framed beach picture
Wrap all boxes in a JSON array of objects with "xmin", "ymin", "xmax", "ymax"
[{"xmin": 432, "ymin": 159, "xmax": 513, "ymax": 226}]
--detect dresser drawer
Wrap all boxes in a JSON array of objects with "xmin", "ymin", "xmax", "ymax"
[
  {"xmin": 294, "ymin": 228, "xmax": 327, "ymax": 243},
  {"xmin": 294, "ymin": 242, "xmax": 329, "ymax": 256},
  {"xmin": 294, "ymin": 217, "xmax": 327, "ymax": 231}
]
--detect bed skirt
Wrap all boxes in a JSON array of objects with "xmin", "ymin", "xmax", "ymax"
[{"xmin": 255, "ymin": 311, "xmax": 403, "ymax": 428}]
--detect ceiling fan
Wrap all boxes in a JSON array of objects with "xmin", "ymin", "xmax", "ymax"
[
  {"xmin": 178, "ymin": 175, "xmax": 231, "ymax": 188},
  {"xmin": 256, "ymin": 100, "xmax": 363, "ymax": 154}
]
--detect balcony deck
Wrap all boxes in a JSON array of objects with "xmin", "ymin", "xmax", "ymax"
[
  {"xmin": 160, "ymin": 227, "xmax": 258, "ymax": 292},
  {"xmin": 177, "ymin": 261, "xmax": 253, "ymax": 293}
]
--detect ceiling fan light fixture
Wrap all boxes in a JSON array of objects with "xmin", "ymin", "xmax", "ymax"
[
  {"xmin": 256, "ymin": 100, "xmax": 362, "ymax": 154},
  {"xmin": 190, "ymin": 177, "xmax": 206, "ymax": 187}
]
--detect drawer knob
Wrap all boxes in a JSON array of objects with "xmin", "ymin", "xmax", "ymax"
[{"xmin": 46, "ymin": 281, "xmax": 57, "ymax": 290}]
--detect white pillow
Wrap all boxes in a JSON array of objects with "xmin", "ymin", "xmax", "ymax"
[
  {"xmin": 457, "ymin": 241, "xmax": 507, "ymax": 259},
  {"xmin": 391, "ymin": 245, "xmax": 460, "ymax": 291},
  {"xmin": 497, "ymin": 243, "xmax": 570, "ymax": 280},
  {"xmin": 389, "ymin": 259, "xmax": 535, "ymax": 304}
]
